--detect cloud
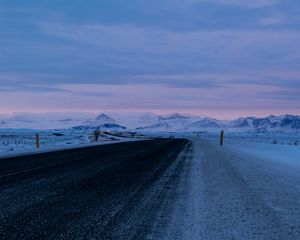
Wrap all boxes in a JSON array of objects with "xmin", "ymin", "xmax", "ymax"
[
  {"xmin": 263, "ymin": 89, "xmax": 300, "ymax": 100},
  {"xmin": 2, "ymin": 22, "xmax": 300, "ymax": 93},
  {"xmin": 40, "ymin": 22, "xmax": 300, "ymax": 60},
  {"xmin": 167, "ymin": 0, "xmax": 279, "ymax": 8},
  {"xmin": 1, "ymin": 1, "xmax": 299, "ymax": 115},
  {"xmin": 260, "ymin": 15, "xmax": 286, "ymax": 26},
  {"xmin": 212, "ymin": 0, "xmax": 278, "ymax": 8},
  {"xmin": 39, "ymin": 22, "xmax": 300, "ymax": 77}
]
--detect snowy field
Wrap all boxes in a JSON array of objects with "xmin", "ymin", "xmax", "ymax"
[
  {"xmin": 1, "ymin": 128, "xmax": 300, "ymax": 163},
  {"xmin": 146, "ymin": 130, "xmax": 300, "ymax": 146},
  {"xmin": 146, "ymin": 130, "xmax": 300, "ymax": 170},
  {"xmin": 213, "ymin": 131, "xmax": 300, "ymax": 146},
  {"xmin": 0, "ymin": 129, "xmax": 141, "ymax": 157},
  {"xmin": 203, "ymin": 131, "xmax": 300, "ymax": 169}
]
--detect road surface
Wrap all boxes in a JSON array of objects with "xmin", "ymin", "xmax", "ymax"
[{"xmin": 0, "ymin": 138, "xmax": 299, "ymax": 239}]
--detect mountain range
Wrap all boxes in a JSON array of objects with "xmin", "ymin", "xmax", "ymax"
[{"xmin": 0, "ymin": 112, "xmax": 300, "ymax": 132}]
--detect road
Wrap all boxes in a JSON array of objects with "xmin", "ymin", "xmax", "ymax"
[{"xmin": 0, "ymin": 138, "xmax": 299, "ymax": 239}]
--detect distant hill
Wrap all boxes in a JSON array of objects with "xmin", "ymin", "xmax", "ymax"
[
  {"xmin": 1, "ymin": 112, "xmax": 300, "ymax": 132},
  {"xmin": 73, "ymin": 113, "xmax": 127, "ymax": 131}
]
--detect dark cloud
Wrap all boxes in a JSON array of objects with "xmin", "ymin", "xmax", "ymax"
[{"xmin": 0, "ymin": 0, "xmax": 300, "ymax": 114}]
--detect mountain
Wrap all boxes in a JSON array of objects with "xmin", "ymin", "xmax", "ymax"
[
  {"xmin": 158, "ymin": 113, "xmax": 189, "ymax": 121},
  {"xmin": 84, "ymin": 113, "xmax": 116, "ymax": 127},
  {"xmin": 1, "ymin": 112, "xmax": 300, "ymax": 132},
  {"xmin": 0, "ymin": 112, "xmax": 95, "ymax": 129},
  {"xmin": 184, "ymin": 118, "xmax": 221, "ymax": 131},
  {"xmin": 270, "ymin": 115, "xmax": 300, "ymax": 129},
  {"xmin": 136, "ymin": 113, "xmax": 200, "ymax": 132},
  {"xmin": 252, "ymin": 117, "xmax": 272, "ymax": 130},
  {"xmin": 72, "ymin": 123, "xmax": 126, "ymax": 131},
  {"xmin": 108, "ymin": 112, "xmax": 161, "ymax": 129},
  {"xmin": 95, "ymin": 114, "xmax": 116, "ymax": 123},
  {"xmin": 226, "ymin": 115, "xmax": 300, "ymax": 131},
  {"xmin": 136, "ymin": 114, "xmax": 300, "ymax": 132},
  {"xmin": 75, "ymin": 113, "xmax": 127, "ymax": 131},
  {"xmin": 229, "ymin": 117, "xmax": 252, "ymax": 128}
]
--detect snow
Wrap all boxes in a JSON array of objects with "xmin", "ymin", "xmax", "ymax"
[
  {"xmin": 0, "ymin": 128, "xmax": 142, "ymax": 158},
  {"xmin": 0, "ymin": 112, "xmax": 96, "ymax": 129},
  {"xmin": 1, "ymin": 112, "xmax": 300, "ymax": 132},
  {"xmin": 157, "ymin": 137, "xmax": 300, "ymax": 239},
  {"xmin": 227, "ymin": 138, "xmax": 300, "ymax": 169}
]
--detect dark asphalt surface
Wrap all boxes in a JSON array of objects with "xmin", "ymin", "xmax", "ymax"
[{"xmin": 0, "ymin": 139, "xmax": 189, "ymax": 240}]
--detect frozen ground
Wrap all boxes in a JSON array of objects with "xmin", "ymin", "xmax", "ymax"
[
  {"xmin": 154, "ymin": 137, "xmax": 300, "ymax": 239},
  {"xmin": 204, "ymin": 131, "xmax": 300, "ymax": 146},
  {"xmin": 228, "ymin": 141, "xmax": 300, "ymax": 169},
  {"xmin": 0, "ymin": 129, "xmax": 140, "ymax": 157}
]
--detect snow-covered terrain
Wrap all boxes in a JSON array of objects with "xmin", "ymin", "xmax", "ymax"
[
  {"xmin": 0, "ymin": 112, "xmax": 96, "ymax": 129},
  {"xmin": 229, "ymin": 141, "xmax": 300, "ymax": 169},
  {"xmin": 0, "ymin": 128, "xmax": 142, "ymax": 157},
  {"xmin": 144, "ymin": 137, "xmax": 300, "ymax": 239},
  {"xmin": 73, "ymin": 113, "xmax": 127, "ymax": 131},
  {"xmin": 1, "ymin": 112, "xmax": 300, "ymax": 133},
  {"xmin": 1, "ymin": 112, "xmax": 300, "ymax": 156}
]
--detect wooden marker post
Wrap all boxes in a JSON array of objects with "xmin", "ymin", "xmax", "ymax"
[
  {"xmin": 220, "ymin": 130, "xmax": 224, "ymax": 146},
  {"xmin": 36, "ymin": 133, "xmax": 40, "ymax": 149},
  {"xmin": 93, "ymin": 129, "xmax": 100, "ymax": 142}
]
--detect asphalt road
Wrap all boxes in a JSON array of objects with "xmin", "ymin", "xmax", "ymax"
[
  {"xmin": 1, "ymin": 138, "xmax": 299, "ymax": 240},
  {"xmin": 0, "ymin": 139, "xmax": 189, "ymax": 240}
]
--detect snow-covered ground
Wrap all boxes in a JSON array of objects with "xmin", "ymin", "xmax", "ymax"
[
  {"xmin": 228, "ymin": 141, "xmax": 300, "ymax": 169},
  {"xmin": 201, "ymin": 131, "xmax": 300, "ymax": 146},
  {"xmin": 2, "ymin": 127, "xmax": 299, "ymax": 158},
  {"xmin": 0, "ymin": 129, "xmax": 142, "ymax": 157},
  {"xmin": 157, "ymin": 137, "xmax": 300, "ymax": 239},
  {"xmin": 200, "ymin": 131, "xmax": 300, "ymax": 168}
]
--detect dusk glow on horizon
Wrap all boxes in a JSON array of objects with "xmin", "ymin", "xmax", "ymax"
[{"xmin": 1, "ymin": 0, "xmax": 300, "ymax": 118}]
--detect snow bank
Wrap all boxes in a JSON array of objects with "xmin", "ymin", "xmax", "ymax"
[
  {"xmin": 228, "ymin": 140, "xmax": 300, "ymax": 169},
  {"xmin": 0, "ymin": 129, "xmax": 142, "ymax": 158}
]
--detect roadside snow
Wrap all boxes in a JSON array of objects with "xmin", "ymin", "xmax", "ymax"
[
  {"xmin": 0, "ymin": 129, "xmax": 142, "ymax": 158},
  {"xmin": 228, "ymin": 140, "xmax": 300, "ymax": 169},
  {"xmin": 158, "ymin": 137, "xmax": 300, "ymax": 239}
]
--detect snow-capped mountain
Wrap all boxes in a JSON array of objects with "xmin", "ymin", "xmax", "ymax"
[
  {"xmin": 0, "ymin": 112, "xmax": 95, "ymax": 129},
  {"xmin": 136, "ymin": 114, "xmax": 300, "ymax": 132},
  {"xmin": 158, "ymin": 113, "xmax": 189, "ymax": 121},
  {"xmin": 74, "ymin": 113, "xmax": 126, "ymax": 131},
  {"xmin": 227, "ymin": 115, "xmax": 300, "ymax": 131},
  {"xmin": 253, "ymin": 117, "xmax": 272, "ymax": 130},
  {"xmin": 269, "ymin": 115, "xmax": 300, "ymax": 129},
  {"xmin": 230, "ymin": 117, "xmax": 252, "ymax": 128},
  {"xmin": 184, "ymin": 117, "xmax": 221, "ymax": 131},
  {"xmin": 84, "ymin": 113, "xmax": 116, "ymax": 127},
  {"xmin": 108, "ymin": 112, "xmax": 161, "ymax": 129},
  {"xmin": 136, "ymin": 113, "xmax": 201, "ymax": 132},
  {"xmin": 1, "ymin": 112, "xmax": 300, "ymax": 132}
]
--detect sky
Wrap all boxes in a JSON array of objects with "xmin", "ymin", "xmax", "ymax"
[{"xmin": 0, "ymin": 0, "xmax": 300, "ymax": 118}]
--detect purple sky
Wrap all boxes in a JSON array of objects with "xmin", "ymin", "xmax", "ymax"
[{"xmin": 1, "ymin": 0, "xmax": 300, "ymax": 118}]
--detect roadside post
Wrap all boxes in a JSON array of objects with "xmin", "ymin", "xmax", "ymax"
[
  {"xmin": 93, "ymin": 129, "xmax": 100, "ymax": 142},
  {"xmin": 220, "ymin": 130, "xmax": 224, "ymax": 146},
  {"xmin": 36, "ymin": 133, "xmax": 40, "ymax": 149}
]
